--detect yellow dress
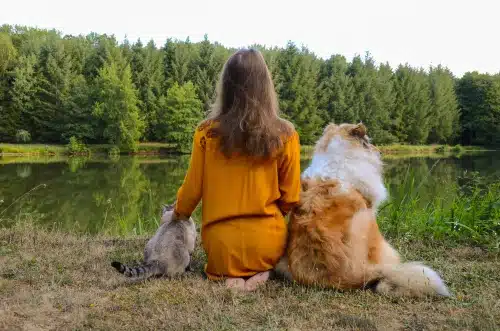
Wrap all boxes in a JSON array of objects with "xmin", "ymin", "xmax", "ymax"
[{"xmin": 174, "ymin": 121, "xmax": 301, "ymax": 280}]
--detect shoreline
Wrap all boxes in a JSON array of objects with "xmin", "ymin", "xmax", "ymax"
[{"xmin": 0, "ymin": 143, "xmax": 495, "ymax": 158}]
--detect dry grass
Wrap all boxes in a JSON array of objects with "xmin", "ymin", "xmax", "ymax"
[{"xmin": 1, "ymin": 223, "xmax": 499, "ymax": 331}]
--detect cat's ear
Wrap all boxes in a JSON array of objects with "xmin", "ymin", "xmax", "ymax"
[{"xmin": 162, "ymin": 201, "xmax": 176, "ymax": 214}]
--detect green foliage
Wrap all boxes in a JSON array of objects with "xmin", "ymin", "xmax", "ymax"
[
  {"xmin": 108, "ymin": 146, "xmax": 120, "ymax": 156},
  {"xmin": 0, "ymin": 25, "xmax": 498, "ymax": 149},
  {"xmin": 66, "ymin": 136, "xmax": 90, "ymax": 155},
  {"xmin": 380, "ymin": 171, "xmax": 500, "ymax": 250},
  {"xmin": 457, "ymin": 72, "xmax": 500, "ymax": 146},
  {"xmin": 393, "ymin": 65, "xmax": 432, "ymax": 144},
  {"xmin": 15, "ymin": 130, "xmax": 31, "ymax": 143},
  {"xmin": 92, "ymin": 60, "xmax": 144, "ymax": 151},
  {"xmin": 451, "ymin": 144, "xmax": 464, "ymax": 153},
  {"xmin": 427, "ymin": 65, "xmax": 460, "ymax": 143},
  {"xmin": 275, "ymin": 43, "xmax": 323, "ymax": 144},
  {"xmin": 156, "ymin": 82, "xmax": 203, "ymax": 152},
  {"xmin": 0, "ymin": 32, "xmax": 16, "ymax": 74},
  {"xmin": 435, "ymin": 146, "xmax": 446, "ymax": 153}
]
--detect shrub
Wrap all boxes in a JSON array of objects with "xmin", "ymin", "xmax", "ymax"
[
  {"xmin": 108, "ymin": 146, "xmax": 120, "ymax": 156},
  {"xmin": 15, "ymin": 130, "xmax": 31, "ymax": 143},
  {"xmin": 451, "ymin": 144, "xmax": 464, "ymax": 153},
  {"xmin": 66, "ymin": 136, "xmax": 90, "ymax": 155},
  {"xmin": 435, "ymin": 146, "xmax": 446, "ymax": 153}
]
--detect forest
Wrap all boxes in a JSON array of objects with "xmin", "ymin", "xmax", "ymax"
[{"xmin": 0, "ymin": 25, "xmax": 499, "ymax": 150}]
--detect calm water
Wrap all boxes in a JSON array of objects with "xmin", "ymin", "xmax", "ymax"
[{"xmin": 0, "ymin": 153, "xmax": 499, "ymax": 235}]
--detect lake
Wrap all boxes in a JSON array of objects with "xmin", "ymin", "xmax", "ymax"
[{"xmin": 1, "ymin": 152, "xmax": 499, "ymax": 235}]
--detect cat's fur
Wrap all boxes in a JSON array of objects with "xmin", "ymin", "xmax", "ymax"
[
  {"xmin": 111, "ymin": 203, "xmax": 197, "ymax": 279},
  {"xmin": 275, "ymin": 122, "xmax": 450, "ymax": 298}
]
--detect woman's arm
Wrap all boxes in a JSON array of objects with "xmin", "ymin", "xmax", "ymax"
[
  {"xmin": 173, "ymin": 129, "xmax": 205, "ymax": 220},
  {"xmin": 277, "ymin": 131, "xmax": 301, "ymax": 216}
]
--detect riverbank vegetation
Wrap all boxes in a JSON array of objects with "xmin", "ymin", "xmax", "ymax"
[
  {"xmin": 0, "ymin": 142, "xmax": 491, "ymax": 158},
  {"xmin": 1, "ymin": 25, "xmax": 499, "ymax": 153}
]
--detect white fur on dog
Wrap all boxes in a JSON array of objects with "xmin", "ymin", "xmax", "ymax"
[{"xmin": 302, "ymin": 135, "xmax": 388, "ymax": 208}]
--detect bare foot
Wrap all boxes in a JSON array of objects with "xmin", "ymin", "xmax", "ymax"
[
  {"xmin": 225, "ymin": 277, "xmax": 245, "ymax": 290},
  {"xmin": 244, "ymin": 271, "xmax": 270, "ymax": 291}
]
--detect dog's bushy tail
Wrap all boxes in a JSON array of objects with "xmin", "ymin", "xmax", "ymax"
[
  {"xmin": 111, "ymin": 261, "xmax": 160, "ymax": 279},
  {"xmin": 374, "ymin": 262, "xmax": 451, "ymax": 297}
]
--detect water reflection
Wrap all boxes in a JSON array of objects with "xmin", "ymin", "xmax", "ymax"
[{"xmin": 0, "ymin": 152, "xmax": 498, "ymax": 235}]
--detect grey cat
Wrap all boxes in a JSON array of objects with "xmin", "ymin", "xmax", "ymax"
[{"xmin": 111, "ymin": 203, "xmax": 197, "ymax": 279}]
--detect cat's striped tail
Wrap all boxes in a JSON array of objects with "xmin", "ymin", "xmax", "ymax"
[{"xmin": 111, "ymin": 261, "xmax": 159, "ymax": 279}]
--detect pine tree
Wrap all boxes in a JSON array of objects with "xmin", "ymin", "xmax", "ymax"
[
  {"xmin": 129, "ymin": 40, "xmax": 165, "ymax": 140},
  {"xmin": 60, "ymin": 74, "xmax": 95, "ymax": 142},
  {"xmin": 393, "ymin": 65, "xmax": 432, "ymax": 144},
  {"xmin": 2, "ymin": 54, "xmax": 38, "ymax": 141},
  {"xmin": 92, "ymin": 60, "xmax": 144, "ymax": 150},
  {"xmin": 345, "ymin": 54, "xmax": 395, "ymax": 143},
  {"xmin": 318, "ymin": 54, "xmax": 356, "ymax": 125},
  {"xmin": 457, "ymin": 73, "xmax": 500, "ymax": 145},
  {"xmin": 0, "ymin": 32, "xmax": 18, "ymax": 140},
  {"xmin": 427, "ymin": 65, "xmax": 460, "ymax": 143},
  {"xmin": 191, "ymin": 34, "xmax": 224, "ymax": 113},
  {"xmin": 30, "ymin": 38, "xmax": 74, "ymax": 142},
  {"xmin": 0, "ymin": 32, "xmax": 16, "ymax": 74},
  {"xmin": 163, "ymin": 38, "xmax": 195, "ymax": 89},
  {"xmin": 156, "ymin": 82, "xmax": 203, "ymax": 152},
  {"xmin": 275, "ymin": 42, "xmax": 323, "ymax": 144}
]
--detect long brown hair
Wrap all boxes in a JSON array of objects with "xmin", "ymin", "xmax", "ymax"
[{"xmin": 207, "ymin": 48, "xmax": 293, "ymax": 158}]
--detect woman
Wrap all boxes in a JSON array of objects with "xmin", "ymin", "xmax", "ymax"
[{"xmin": 173, "ymin": 48, "xmax": 301, "ymax": 291}]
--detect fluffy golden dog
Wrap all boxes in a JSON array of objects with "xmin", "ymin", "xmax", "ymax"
[{"xmin": 275, "ymin": 123, "xmax": 450, "ymax": 297}]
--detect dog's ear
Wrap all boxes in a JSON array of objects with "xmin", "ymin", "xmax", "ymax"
[
  {"xmin": 301, "ymin": 178, "xmax": 317, "ymax": 192},
  {"xmin": 323, "ymin": 122, "xmax": 337, "ymax": 134},
  {"xmin": 349, "ymin": 123, "xmax": 367, "ymax": 138}
]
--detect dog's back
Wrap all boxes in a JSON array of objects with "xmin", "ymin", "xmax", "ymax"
[{"xmin": 287, "ymin": 178, "xmax": 381, "ymax": 289}]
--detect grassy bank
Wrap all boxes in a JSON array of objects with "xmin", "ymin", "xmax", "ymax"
[
  {"xmin": 379, "ymin": 174, "xmax": 500, "ymax": 251},
  {"xmin": 1, "ymin": 143, "xmax": 493, "ymax": 158},
  {"xmin": 301, "ymin": 144, "xmax": 491, "ymax": 159},
  {"xmin": 0, "ymin": 222, "xmax": 499, "ymax": 330},
  {"xmin": 0, "ymin": 143, "xmax": 176, "ymax": 157}
]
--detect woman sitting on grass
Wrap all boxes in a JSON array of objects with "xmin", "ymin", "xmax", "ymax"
[{"xmin": 173, "ymin": 48, "xmax": 301, "ymax": 291}]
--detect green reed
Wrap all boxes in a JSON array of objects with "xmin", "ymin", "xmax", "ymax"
[{"xmin": 379, "ymin": 169, "xmax": 500, "ymax": 250}]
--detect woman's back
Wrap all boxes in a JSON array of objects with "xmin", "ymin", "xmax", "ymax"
[
  {"xmin": 173, "ymin": 48, "xmax": 301, "ymax": 282},
  {"xmin": 176, "ymin": 120, "xmax": 300, "ymax": 230}
]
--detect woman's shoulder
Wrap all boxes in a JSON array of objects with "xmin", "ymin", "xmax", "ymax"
[
  {"xmin": 196, "ymin": 119, "xmax": 214, "ymax": 133},
  {"xmin": 278, "ymin": 119, "xmax": 299, "ymax": 144}
]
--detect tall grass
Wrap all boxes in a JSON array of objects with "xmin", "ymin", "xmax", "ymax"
[
  {"xmin": 379, "ymin": 169, "xmax": 500, "ymax": 250},
  {"xmin": 0, "ymin": 143, "xmax": 66, "ymax": 155}
]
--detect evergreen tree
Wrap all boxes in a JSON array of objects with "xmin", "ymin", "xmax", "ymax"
[
  {"xmin": 427, "ymin": 65, "xmax": 460, "ymax": 143},
  {"xmin": 163, "ymin": 38, "xmax": 195, "ymax": 89},
  {"xmin": 30, "ymin": 38, "xmax": 74, "ymax": 142},
  {"xmin": 457, "ymin": 73, "xmax": 500, "ymax": 145},
  {"xmin": 345, "ymin": 55, "xmax": 395, "ymax": 143},
  {"xmin": 0, "ymin": 32, "xmax": 16, "ymax": 74},
  {"xmin": 156, "ymin": 82, "xmax": 203, "ymax": 151},
  {"xmin": 129, "ymin": 40, "xmax": 165, "ymax": 140},
  {"xmin": 275, "ymin": 42, "xmax": 323, "ymax": 144},
  {"xmin": 318, "ymin": 54, "xmax": 356, "ymax": 125},
  {"xmin": 0, "ymin": 24, "xmax": 498, "ymax": 147},
  {"xmin": 92, "ymin": 60, "xmax": 144, "ymax": 150},
  {"xmin": 191, "ymin": 34, "xmax": 223, "ymax": 113},
  {"xmin": 59, "ymin": 74, "xmax": 96, "ymax": 142},
  {"xmin": 2, "ymin": 54, "xmax": 38, "ymax": 141},
  {"xmin": 393, "ymin": 65, "xmax": 432, "ymax": 144}
]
